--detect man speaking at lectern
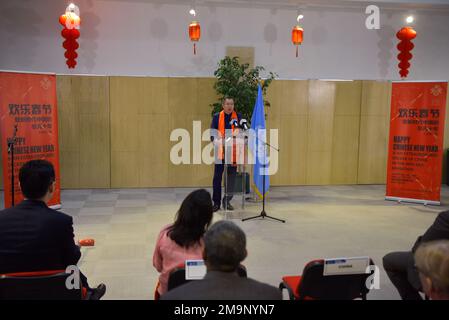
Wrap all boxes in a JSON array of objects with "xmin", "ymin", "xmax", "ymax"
[{"xmin": 210, "ymin": 97, "xmax": 242, "ymax": 212}]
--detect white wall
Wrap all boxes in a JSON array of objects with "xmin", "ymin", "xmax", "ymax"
[{"xmin": 0, "ymin": 0, "xmax": 448, "ymax": 80}]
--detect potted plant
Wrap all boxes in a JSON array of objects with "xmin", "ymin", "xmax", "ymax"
[{"xmin": 210, "ymin": 56, "xmax": 277, "ymax": 121}]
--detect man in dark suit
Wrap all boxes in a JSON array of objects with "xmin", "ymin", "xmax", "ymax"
[
  {"xmin": 0, "ymin": 160, "xmax": 106, "ymax": 299},
  {"xmin": 383, "ymin": 210, "xmax": 449, "ymax": 300},
  {"xmin": 210, "ymin": 97, "xmax": 242, "ymax": 212},
  {"xmin": 161, "ymin": 220, "xmax": 282, "ymax": 300}
]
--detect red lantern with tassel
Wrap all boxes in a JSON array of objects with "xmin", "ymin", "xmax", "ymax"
[
  {"xmin": 59, "ymin": 4, "xmax": 81, "ymax": 69},
  {"xmin": 189, "ymin": 21, "xmax": 201, "ymax": 55},
  {"xmin": 396, "ymin": 26, "xmax": 416, "ymax": 78},
  {"xmin": 292, "ymin": 25, "xmax": 304, "ymax": 58}
]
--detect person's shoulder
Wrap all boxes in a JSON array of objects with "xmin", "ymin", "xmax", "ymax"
[
  {"xmin": 0, "ymin": 206, "xmax": 15, "ymax": 215},
  {"xmin": 437, "ymin": 210, "xmax": 449, "ymax": 218},
  {"xmin": 160, "ymin": 280, "xmax": 201, "ymax": 300},
  {"xmin": 160, "ymin": 224, "xmax": 172, "ymax": 234},
  {"xmin": 213, "ymin": 112, "xmax": 220, "ymax": 118},
  {"xmin": 436, "ymin": 210, "xmax": 449, "ymax": 224},
  {"xmin": 44, "ymin": 207, "xmax": 73, "ymax": 224},
  {"xmin": 244, "ymin": 277, "xmax": 281, "ymax": 294},
  {"xmin": 0, "ymin": 207, "xmax": 16, "ymax": 220},
  {"xmin": 157, "ymin": 224, "xmax": 173, "ymax": 240}
]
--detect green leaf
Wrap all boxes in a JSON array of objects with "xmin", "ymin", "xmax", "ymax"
[{"xmin": 211, "ymin": 56, "xmax": 277, "ymax": 122}]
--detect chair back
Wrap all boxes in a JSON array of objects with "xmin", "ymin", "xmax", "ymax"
[
  {"xmin": 298, "ymin": 259, "xmax": 373, "ymax": 300},
  {"xmin": 0, "ymin": 270, "xmax": 83, "ymax": 300}
]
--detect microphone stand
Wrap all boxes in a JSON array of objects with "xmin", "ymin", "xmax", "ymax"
[
  {"xmin": 242, "ymin": 138, "xmax": 285, "ymax": 223},
  {"xmin": 223, "ymin": 127, "xmax": 228, "ymax": 219},
  {"xmin": 7, "ymin": 124, "xmax": 18, "ymax": 207},
  {"xmin": 241, "ymin": 132, "xmax": 248, "ymax": 211}
]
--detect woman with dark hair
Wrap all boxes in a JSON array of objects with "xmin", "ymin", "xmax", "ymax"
[{"xmin": 153, "ymin": 189, "xmax": 213, "ymax": 296}]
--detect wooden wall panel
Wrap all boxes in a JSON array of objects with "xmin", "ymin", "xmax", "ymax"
[
  {"xmin": 79, "ymin": 113, "xmax": 110, "ymax": 188},
  {"xmin": 276, "ymin": 115, "xmax": 308, "ymax": 185},
  {"xmin": 265, "ymin": 79, "xmax": 281, "ymax": 122},
  {"xmin": 57, "ymin": 76, "xmax": 80, "ymax": 188},
  {"xmin": 306, "ymin": 80, "xmax": 336, "ymax": 185},
  {"xmin": 60, "ymin": 150, "xmax": 80, "ymax": 188},
  {"xmin": 110, "ymin": 76, "xmax": 171, "ymax": 188},
  {"xmin": 57, "ymin": 75, "xmax": 110, "ymax": 189},
  {"xmin": 111, "ymin": 151, "xmax": 139, "ymax": 187},
  {"xmin": 168, "ymin": 78, "xmax": 199, "ymax": 115},
  {"xmin": 267, "ymin": 80, "xmax": 308, "ymax": 186},
  {"xmin": 279, "ymin": 80, "xmax": 309, "ymax": 115},
  {"xmin": 194, "ymin": 78, "xmax": 217, "ymax": 187},
  {"xmin": 192, "ymin": 114, "xmax": 217, "ymax": 187},
  {"xmin": 166, "ymin": 78, "xmax": 213, "ymax": 187},
  {"xmin": 110, "ymin": 77, "xmax": 216, "ymax": 188},
  {"xmin": 138, "ymin": 114, "xmax": 170, "ymax": 187},
  {"xmin": 77, "ymin": 76, "xmax": 110, "ymax": 188},
  {"xmin": 140, "ymin": 78, "xmax": 169, "ymax": 115},
  {"xmin": 331, "ymin": 116, "xmax": 361, "ymax": 184},
  {"xmin": 357, "ymin": 81, "xmax": 391, "ymax": 184},
  {"xmin": 168, "ymin": 113, "xmax": 198, "ymax": 187},
  {"xmin": 331, "ymin": 81, "xmax": 362, "ymax": 184},
  {"xmin": 334, "ymin": 81, "xmax": 362, "ymax": 116}
]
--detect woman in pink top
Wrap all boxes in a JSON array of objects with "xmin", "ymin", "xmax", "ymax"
[{"xmin": 153, "ymin": 189, "xmax": 213, "ymax": 296}]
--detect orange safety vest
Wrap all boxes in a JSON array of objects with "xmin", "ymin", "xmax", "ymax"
[{"xmin": 217, "ymin": 110, "xmax": 239, "ymax": 163}]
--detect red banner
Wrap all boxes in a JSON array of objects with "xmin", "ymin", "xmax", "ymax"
[
  {"xmin": 0, "ymin": 72, "xmax": 61, "ymax": 208},
  {"xmin": 386, "ymin": 82, "xmax": 447, "ymax": 205}
]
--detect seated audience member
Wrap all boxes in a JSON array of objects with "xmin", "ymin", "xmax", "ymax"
[
  {"xmin": 153, "ymin": 189, "xmax": 213, "ymax": 296},
  {"xmin": 0, "ymin": 160, "xmax": 105, "ymax": 299},
  {"xmin": 383, "ymin": 210, "xmax": 449, "ymax": 300},
  {"xmin": 161, "ymin": 220, "xmax": 282, "ymax": 300},
  {"xmin": 414, "ymin": 240, "xmax": 449, "ymax": 300}
]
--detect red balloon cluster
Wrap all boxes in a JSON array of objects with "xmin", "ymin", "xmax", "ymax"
[
  {"xmin": 396, "ymin": 26, "xmax": 417, "ymax": 78},
  {"xmin": 59, "ymin": 12, "xmax": 81, "ymax": 69}
]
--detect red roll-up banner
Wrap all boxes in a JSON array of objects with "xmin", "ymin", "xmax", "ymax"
[
  {"xmin": 0, "ymin": 72, "xmax": 61, "ymax": 209},
  {"xmin": 386, "ymin": 81, "xmax": 447, "ymax": 205}
]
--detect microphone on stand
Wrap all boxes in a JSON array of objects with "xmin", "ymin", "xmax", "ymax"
[
  {"xmin": 239, "ymin": 119, "xmax": 249, "ymax": 130},
  {"xmin": 229, "ymin": 118, "xmax": 238, "ymax": 127}
]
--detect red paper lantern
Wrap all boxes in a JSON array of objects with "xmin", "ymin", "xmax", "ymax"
[
  {"xmin": 189, "ymin": 21, "xmax": 201, "ymax": 55},
  {"xmin": 396, "ymin": 26, "xmax": 416, "ymax": 78},
  {"xmin": 292, "ymin": 25, "xmax": 304, "ymax": 58}
]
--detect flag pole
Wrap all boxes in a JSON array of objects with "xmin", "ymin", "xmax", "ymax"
[{"xmin": 242, "ymin": 83, "xmax": 285, "ymax": 223}]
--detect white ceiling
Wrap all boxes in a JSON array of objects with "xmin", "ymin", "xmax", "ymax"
[{"xmin": 100, "ymin": 0, "xmax": 449, "ymax": 11}]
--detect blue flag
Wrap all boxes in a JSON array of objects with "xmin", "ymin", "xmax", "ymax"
[{"xmin": 250, "ymin": 84, "xmax": 269, "ymax": 199}]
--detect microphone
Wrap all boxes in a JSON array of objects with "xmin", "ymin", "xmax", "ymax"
[
  {"xmin": 229, "ymin": 119, "xmax": 238, "ymax": 127},
  {"xmin": 239, "ymin": 119, "xmax": 249, "ymax": 130}
]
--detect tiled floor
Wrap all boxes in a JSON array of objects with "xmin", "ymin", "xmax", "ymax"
[{"xmin": 1, "ymin": 185, "xmax": 449, "ymax": 300}]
